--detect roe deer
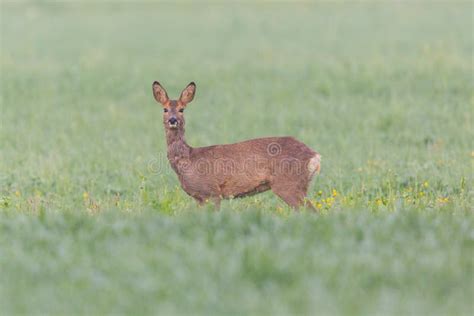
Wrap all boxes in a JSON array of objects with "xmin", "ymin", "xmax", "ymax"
[{"xmin": 152, "ymin": 81, "xmax": 321, "ymax": 210}]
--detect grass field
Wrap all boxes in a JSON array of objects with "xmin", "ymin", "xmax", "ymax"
[{"xmin": 1, "ymin": 2, "xmax": 473, "ymax": 315}]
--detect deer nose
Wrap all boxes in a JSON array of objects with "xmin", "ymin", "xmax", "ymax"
[{"xmin": 168, "ymin": 117, "xmax": 178, "ymax": 125}]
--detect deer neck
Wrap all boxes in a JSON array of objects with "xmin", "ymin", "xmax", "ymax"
[{"xmin": 166, "ymin": 128, "xmax": 191, "ymax": 164}]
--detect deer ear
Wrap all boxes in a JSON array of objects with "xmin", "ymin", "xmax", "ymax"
[
  {"xmin": 152, "ymin": 81, "xmax": 169, "ymax": 105},
  {"xmin": 179, "ymin": 82, "xmax": 196, "ymax": 105}
]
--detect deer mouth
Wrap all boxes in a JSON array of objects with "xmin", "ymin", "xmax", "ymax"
[{"xmin": 168, "ymin": 122, "xmax": 179, "ymax": 129}]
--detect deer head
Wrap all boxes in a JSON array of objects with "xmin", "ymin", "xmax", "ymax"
[{"xmin": 152, "ymin": 81, "xmax": 196, "ymax": 131}]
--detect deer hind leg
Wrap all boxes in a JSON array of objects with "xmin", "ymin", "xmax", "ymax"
[
  {"xmin": 270, "ymin": 181, "xmax": 304, "ymax": 210},
  {"xmin": 271, "ymin": 181, "xmax": 317, "ymax": 212},
  {"xmin": 271, "ymin": 186, "xmax": 305, "ymax": 209},
  {"xmin": 304, "ymin": 199, "xmax": 317, "ymax": 212}
]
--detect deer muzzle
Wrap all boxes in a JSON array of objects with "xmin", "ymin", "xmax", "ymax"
[{"xmin": 168, "ymin": 117, "xmax": 179, "ymax": 128}]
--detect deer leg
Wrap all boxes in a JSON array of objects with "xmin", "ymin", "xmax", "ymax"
[
  {"xmin": 304, "ymin": 199, "xmax": 318, "ymax": 212},
  {"xmin": 192, "ymin": 196, "xmax": 206, "ymax": 207},
  {"xmin": 271, "ymin": 185, "xmax": 305, "ymax": 210},
  {"xmin": 195, "ymin": 199, "xmax": 220, "ymax": 211},
  {"xmin": 197, "ymin": 196, "xmax": 220, "ymax": 210},
  {"xmin": 211, "ymin": 197, "xmax": 221, "ymax": 210},
  {"xmin": 271, "ymin": 182, "xmax": 317, "ymax": 212}
]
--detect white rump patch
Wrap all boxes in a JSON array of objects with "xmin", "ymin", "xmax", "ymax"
[{"xmin": 308, "ymin": 153, "xmax": 321, "ymax": 177}]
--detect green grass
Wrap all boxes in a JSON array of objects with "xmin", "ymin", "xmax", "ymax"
[
  {"xmin": 1, "ymin": 210, "xmax": 472, "ymax": 315},
  {"xmin": 1, "ymin": 2, "xmax": 473, "ymax": 315}
]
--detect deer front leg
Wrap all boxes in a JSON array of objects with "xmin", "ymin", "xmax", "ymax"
[
  {"xmin": 192, "ymin": 196, "xmax": 206, "ymax": 207},
  {"xmin": 211, "ymin": 197, "xmax": 221, "ymax": 210},
  {"xmin": 193, "ymin": 195, "xmax": 221, "ymax": 210}
]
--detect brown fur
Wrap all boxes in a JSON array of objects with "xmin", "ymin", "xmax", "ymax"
[{"xmin": 152, "ymin": 81, "xmax": 321, "ymax": 210}]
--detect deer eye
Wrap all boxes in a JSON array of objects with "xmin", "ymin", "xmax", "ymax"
[
  {"xmin": 163, "ymin": 108, "xmax": 168, "ymax": 113},
  {"xmin": 179, "ymin": 108, "xmax": 184, "ymax": 113}
]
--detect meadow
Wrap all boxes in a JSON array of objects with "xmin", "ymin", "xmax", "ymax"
[{"xmin": 1, "ymin": 2, "xmax": 473, "ymax": 315}]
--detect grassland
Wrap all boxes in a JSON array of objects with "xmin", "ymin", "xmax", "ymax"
[{"xmin": 1, "ymin": 2, "xmax": 473, "ymax": 315}]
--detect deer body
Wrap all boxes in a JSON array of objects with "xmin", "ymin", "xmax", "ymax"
[{"xmin": 154, "ymin": 82, "xmax": 321, "ymax": 210}]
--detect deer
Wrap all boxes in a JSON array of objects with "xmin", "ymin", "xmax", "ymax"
[{"xmin": 152, "ymin": 81, "xmax": 321, "ymax": 211}]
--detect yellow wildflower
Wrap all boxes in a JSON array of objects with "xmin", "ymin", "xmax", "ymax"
[
  {"xmin": 15, "ymin": 191, "xmax": 21, "ymax": 197},
  {"xmin": 325, "ymin": 197, "xmax": 334, "ymax": 207},
  {"xmin": 332, "ymin": 189, "xmax": 338, "ymax": 197},
  {"xmin": 423, "ymin": 181, "xmax": 429, "ymax": 188},
  {"xmin": 437, "ymin": 197, "xmax": 449, "ymax": 204}
]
